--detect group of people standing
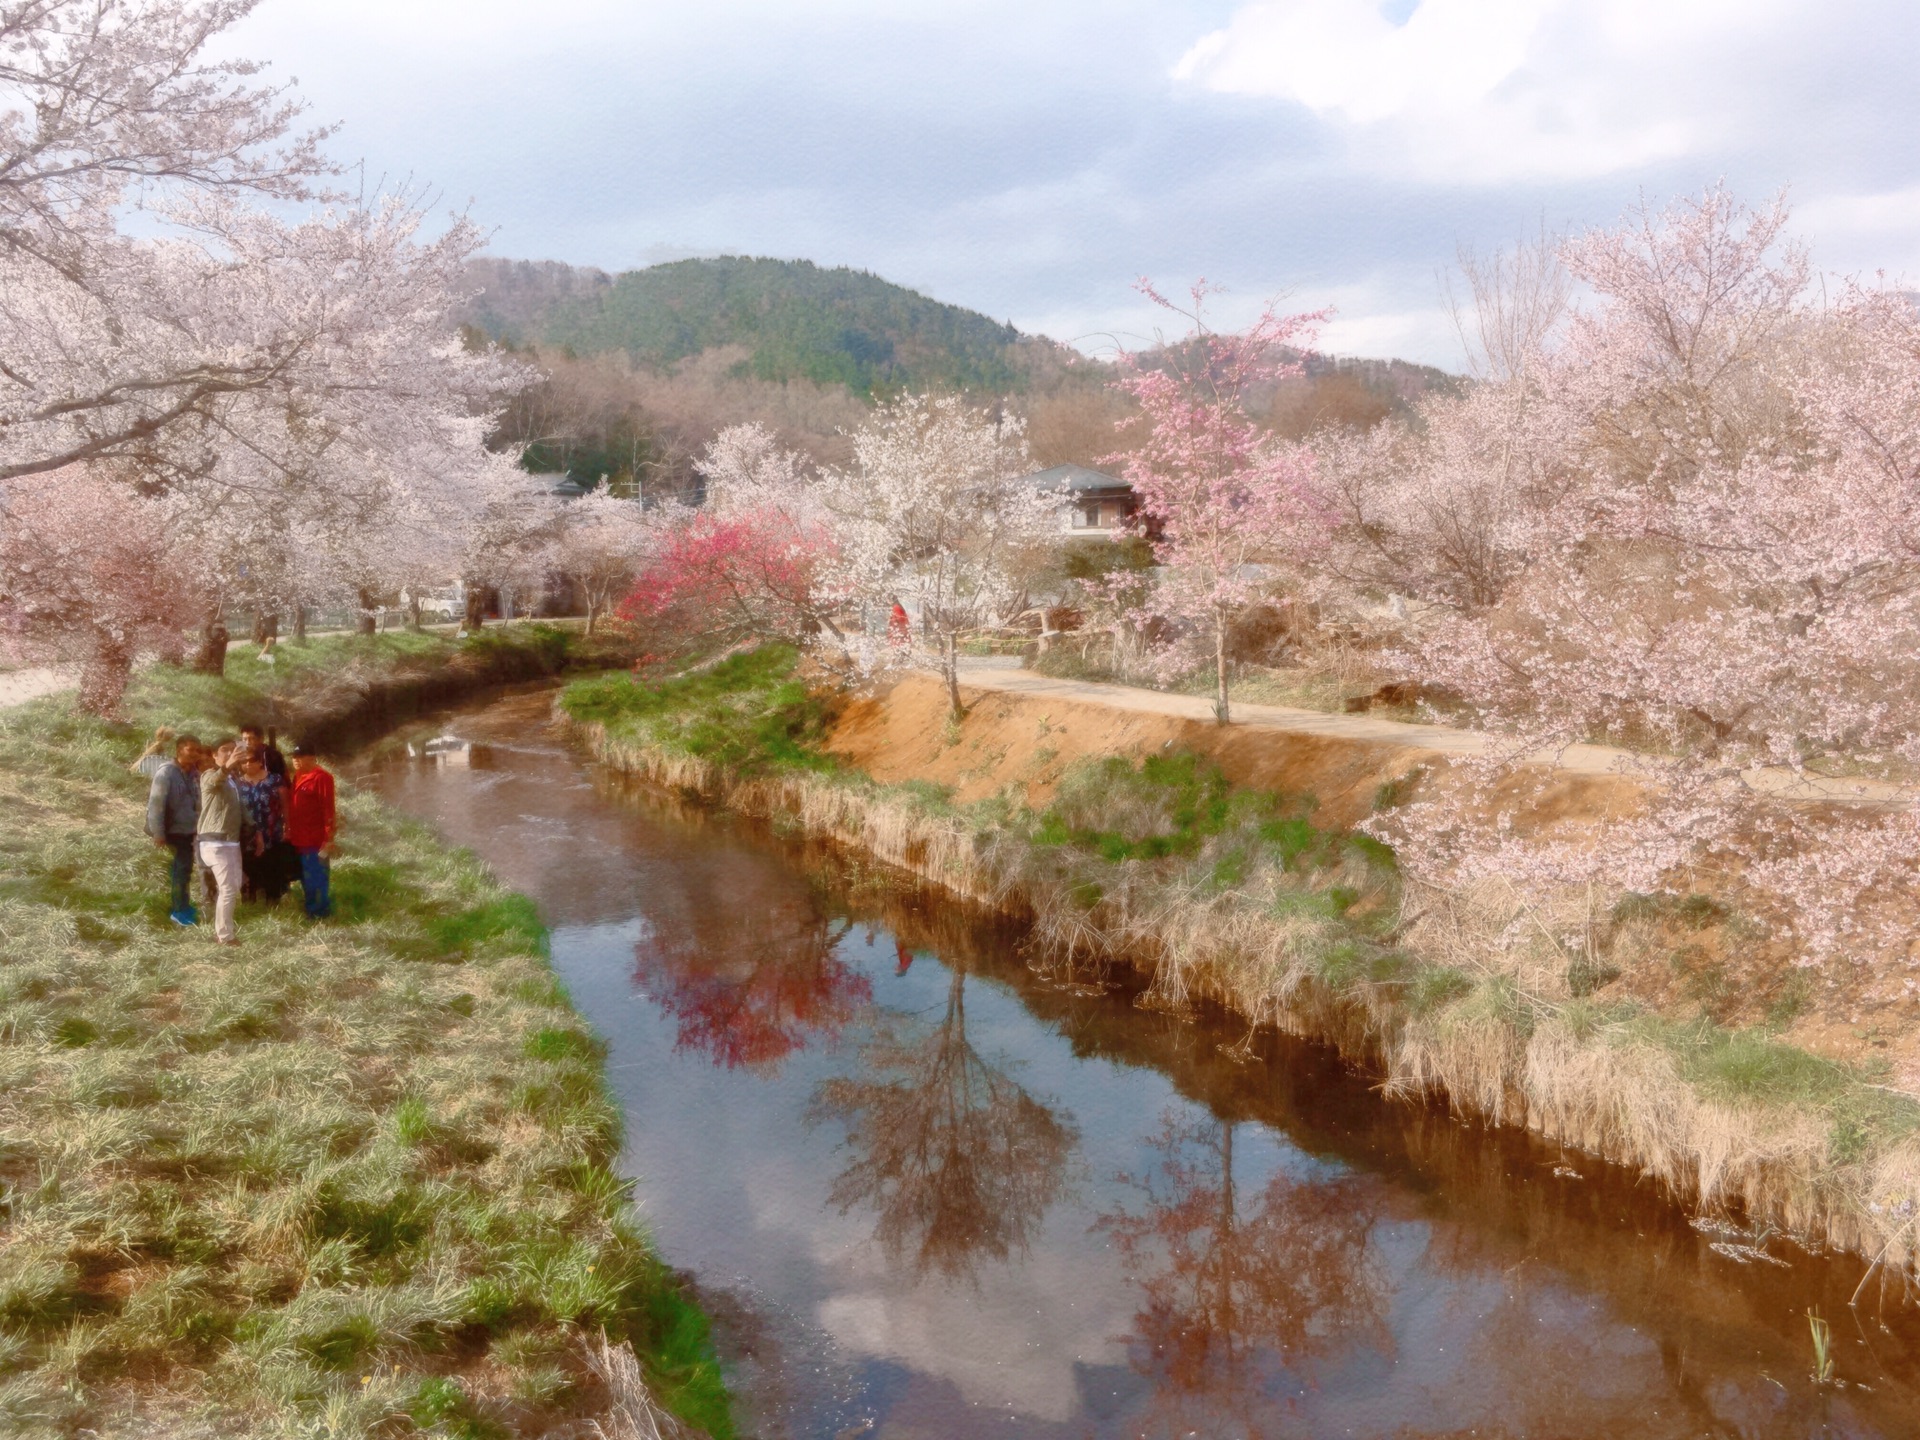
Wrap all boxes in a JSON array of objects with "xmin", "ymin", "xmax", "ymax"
[{"xmin": 138, "ymin": 723, "xmax": 337, "ymax": 944}]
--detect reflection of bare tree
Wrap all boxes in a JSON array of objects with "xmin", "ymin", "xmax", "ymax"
[
  {"xmin": 634, "ymin": 867, "xmax": 870, "ymax": 1071},
  {"xmin": 811, "ymin": 967, "xmax": 1078, "ymax": 1283},
  {"xmin": 1097, "ymin": 1113, "xmax": 1389, "ymax": 1435}
]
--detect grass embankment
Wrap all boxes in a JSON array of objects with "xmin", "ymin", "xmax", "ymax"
[
  {"xmin": 561, "ymin": 646, "xmax": 1920, "ymax": 1282},
  {"xmin": 0, "ymin": 631, "xmax": 730, "ymax": 1439},
  {"xmin": 135, "ymin": 624, "xmax": 638, "ymax": 751}
]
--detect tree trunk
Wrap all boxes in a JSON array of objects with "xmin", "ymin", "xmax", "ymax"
[
  {"xmin": 292, "ymin": 605, "xmax": 308, "ymax": 643},
  {"xmin": 406, "ymin": 591, "xmax": 423, "ymax": 631},
  {"xmin": 943, "ymin": 630, "xmax": 964, "ymax": 721},
  {"xmin": 1213, "ymin": 609, "xmax": 1230, "ymax": 725},
  {"xmin": 584, "ymin": 593, "xmax": 598, "ymax": 637},
  {"xmin": 252, "ymin": 610, "xmax": 279, "ymax": 654},
  {"xmin": 464, "ymin": 586, "xmax": 487, "ymax": 631},
  {"xmin": 355, "ymin": 588, "xmax": 378, "ymax": 636},
  {"xmin": 192, "ymin": 612, "xmax": 230, "ymax": 676},
  {"xmin": 78, "ymin": 632, "xmax": 135, "ymax": 718}
]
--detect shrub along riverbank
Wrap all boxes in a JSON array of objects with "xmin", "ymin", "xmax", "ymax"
[
  {"xmin": 0, "ymin": 628, "xmax": 731, "ymax": 1439},
  {"xmin": 560, "ymin": 646, "xmax": 1920, "ymax": 1288}
]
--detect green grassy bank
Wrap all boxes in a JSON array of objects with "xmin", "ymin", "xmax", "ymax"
[
  {"xmin": 0, "ymin": 630, "xmax": 731, "ymax": 1439},
  {"xmin": 559, "ymin": 646, "xmax": 1920, "ymax": 1284}
]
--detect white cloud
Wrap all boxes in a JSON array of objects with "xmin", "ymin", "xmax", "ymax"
[
  {"xmin": 1794, "ymin": 184, "xmax": 1920, "ymax": 284},
  {"xmin": 1173, "ymin": 0, "xmax": 1555, "ymax": 124},
  {"xmin": 1173, "ymin": 0, "xmax": 1797, "ymax": 183}
]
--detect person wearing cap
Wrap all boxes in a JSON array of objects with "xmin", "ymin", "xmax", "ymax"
[{"xmin": 285, "ymin": 741, "xmax": 337, "ymax": 919}]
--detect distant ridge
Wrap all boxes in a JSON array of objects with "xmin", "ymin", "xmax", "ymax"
[
  {"xmin": 463, "ymin": 255, "xmax": 1080, "ymax": 396},
  {"xmin": 462, "ymin": 255, "xmax": 1461, "ymax": 453}
]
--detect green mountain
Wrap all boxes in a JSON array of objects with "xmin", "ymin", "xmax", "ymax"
[{"xmin": 464, "ymin": 255, "xmax": 1046, "ymax": 395}]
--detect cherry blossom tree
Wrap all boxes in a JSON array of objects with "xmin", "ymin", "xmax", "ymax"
[
  {"xmin": 0, "ymin": 467, "xmax": 203, "ymax": 714},
  {"xmin": 0, "ymin": 0, "xmax": 331, "ymax": 483},
  {"xmin": 1361, "ymin": 187, "xmax": 1920, "ymax": 971},
  {"xmin": 0, "ymin": 3, "xmax": 529, "ymax": 678},
  {"xmin": 544, "ymin": 487, "xmax": 658, "ymax": 636},
  {"xmin": 1114, "ymin": 284, "xmax": 1331, "ymax": 723},
  {"xmin": 823, "ymin": 394, "xmax": 1057, "ymax": 717},
  {"xmin": 698, "ymin": 422, "xmax": 816, "ymax": 521}
]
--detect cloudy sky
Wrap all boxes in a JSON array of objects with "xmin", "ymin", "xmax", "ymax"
[{"xmin": 227, "ymin": 0, "xmax": 1920, "ymax": 368}]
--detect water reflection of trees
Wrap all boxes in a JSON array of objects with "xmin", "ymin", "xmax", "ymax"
[
  {"xmin": 1097, "ymin": 1112, "xmax": 1389, "ymax": 1435},
  {"xmin": 812, "ymin": 966, "xmax": 1078, "ymax": 1283},
  {"xmin": 632, "ymin": 859, "xmax": 871, "ymax": 1071}
]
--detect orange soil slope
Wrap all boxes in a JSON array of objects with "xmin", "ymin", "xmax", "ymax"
[
  {"xmin": 824, "ymin": 670, "xmax": 1919, "ymax": 1085},
  {"xmin": 825, "ymin": 670, "xmax": 1639, "ymax": 833}
]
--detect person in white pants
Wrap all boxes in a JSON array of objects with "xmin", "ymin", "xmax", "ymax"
[{"xmin": 195, "ymin": 739, "xmax": 251, "ymax": 945}]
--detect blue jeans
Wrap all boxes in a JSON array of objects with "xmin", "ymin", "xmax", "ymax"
[
  {"xmin": 166, "ymin": 834, "xmax": 196, "ymax": 917},
  {"xmin": 296, "ymin": 848, "xmax": 332, "ymax": 918}
]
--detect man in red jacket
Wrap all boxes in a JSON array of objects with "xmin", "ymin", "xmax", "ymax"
[{"xmin": 285, "ymin": 742, "xmax": 337, "ymax": 919}]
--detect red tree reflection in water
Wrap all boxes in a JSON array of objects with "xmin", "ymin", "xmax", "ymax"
[
  {"xmin": 1096, "ymin": 1112, "xmax": 1389, "ymax": 1435},
  {"xmin": 632, "ymin": 862, "xmax": 871, "ymax": 1071},
  {"xmin": 812, "ymin": 968, "xmax": 1078, "ymax": 1283}
]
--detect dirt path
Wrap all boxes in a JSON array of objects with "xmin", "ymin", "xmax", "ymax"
[
  {"xmin": 953, "ymin": 660, "xmax": 1907, "ymax": 806},
  {"xmin": 0, "ymin": 667, "xmax": 72, "ymax": 709}
]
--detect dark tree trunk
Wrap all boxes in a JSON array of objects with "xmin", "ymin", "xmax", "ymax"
[
  {"xmin": 355, "ymin": 588, "xmax": 379, "ymax": 636},
  {"xmin": 252, "ymin": 610, "xmax": 279, "ymax": 650},
  {"xmin": 78, "ymin": 633, "xmax": 135, "ymax": 718},
  {"xmin": 464, "ymin": 586, "xmax": 487, "ymax": 631},
  {"xmin": 292, "ymin": 604, "xmax": 308, "ymax": 643},
  {"xmin": 406, "ymin": 591, "xmax": 423, "ymax": 631},
  {"xmin": 192, "ymin": 613, "xmax": 230, "ymax": 676},
  {"xmin": 943, "ymin": 630, "xmax": 965, "ymax": 721}
]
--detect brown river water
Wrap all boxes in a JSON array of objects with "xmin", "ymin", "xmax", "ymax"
[{"xmin": 356, "ymin": 689, "xmax": 1920, "ymax": 1440}]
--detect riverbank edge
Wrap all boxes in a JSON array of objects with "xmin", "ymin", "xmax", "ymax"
[
  {"xmin": 559, "ymin": 695, "xmax": 1920, "ymax": 1289},
  {"xmin": 0, "ymin": 629, "xmax": 735, "ymax": 1439}
]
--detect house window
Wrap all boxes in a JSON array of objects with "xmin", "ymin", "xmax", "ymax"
[{"xmin": 1079, "ymin": 505, "xmax": 1101, "ymax": 528}]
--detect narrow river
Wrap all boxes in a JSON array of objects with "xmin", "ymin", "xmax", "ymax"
[{"xmin": 358, "ymin": 689, "xmax": 1920, "ymax": 1439}]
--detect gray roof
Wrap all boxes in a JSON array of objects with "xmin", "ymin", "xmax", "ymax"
[{"xmin": 1025, "ymin": 464, "xmax": 1130, "ymax": 495}]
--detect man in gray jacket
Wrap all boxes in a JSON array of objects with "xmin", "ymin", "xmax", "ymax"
[{"xmin": 145, "ymin": 734, "xmax": 203, "ymax": 926}]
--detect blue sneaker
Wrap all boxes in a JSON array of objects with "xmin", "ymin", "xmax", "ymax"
[{"xmin": 169, "ymin": 908, "xmax": 198, "ymax": 927}]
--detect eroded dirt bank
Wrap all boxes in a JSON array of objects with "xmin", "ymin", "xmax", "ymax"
[
  {"xmin": 832, "ymin": 672, "xmax": 1920, "ymax": 1084},
  {"xmin": 826, "ymin": 669, "xmax": 1653, "ymax": 828}
]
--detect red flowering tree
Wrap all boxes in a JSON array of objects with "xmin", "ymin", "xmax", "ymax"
[
  {"xmin": 618, "ymin": 504, "xmax": 841, "ymax": 659},
  {"xmin": 1115, "ymin": 284, "xmax": 1331, "ymax": 723}
]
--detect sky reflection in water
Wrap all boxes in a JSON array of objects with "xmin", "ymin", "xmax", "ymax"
[{"xmin": 361, "ymin": 691, "xmax": 1920, "ymax": 1440}]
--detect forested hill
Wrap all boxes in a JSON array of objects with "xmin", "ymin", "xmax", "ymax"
[{"xmin": 464, "ymin": 255, "xmax": 1069, "ymax": 395}]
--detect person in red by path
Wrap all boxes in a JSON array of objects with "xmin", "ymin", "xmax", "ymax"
[
  {"xmin": 285, "ymin": 741, "xmax": 337, "ymax": 919},
  {"xmin": 887, "ymin": 598, "xmax": 910, "ymax": 649}
]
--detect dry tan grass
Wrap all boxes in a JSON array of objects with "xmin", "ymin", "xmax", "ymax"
[{"xmin": 585, "ymin": 1338, "xmax": 699, "ymax": 1440}]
